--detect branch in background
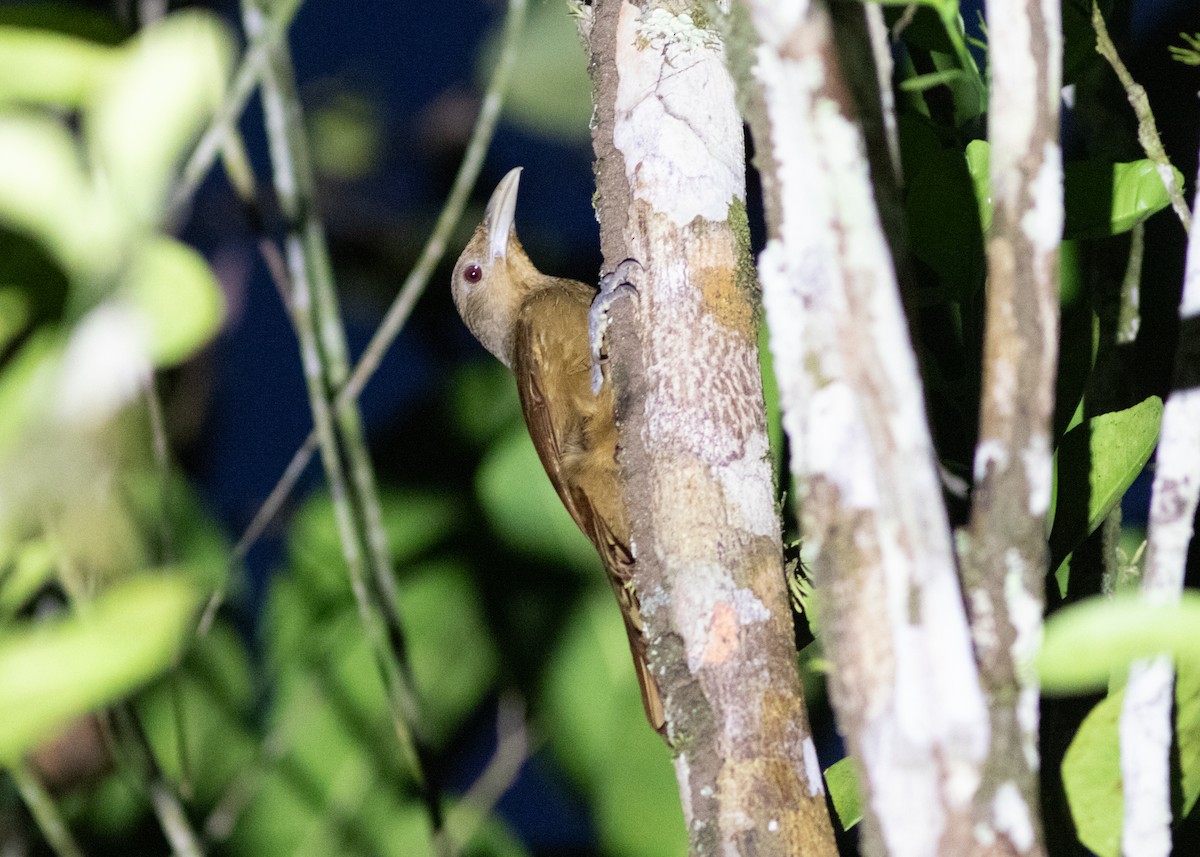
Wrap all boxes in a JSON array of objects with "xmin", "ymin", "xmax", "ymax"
[
  {"xmin": 168, "ymin": 0, "xmax": 303, "ymax": 220},
  {"xmin": 1091, "ymin": 1, "xmax": 1191, "ymax": 233},
  {"xmin": 587, "ymin": 2, "xmax": 836, "ymax": 853},
  {"xmin": 962, "ymin": 0, "xmax": 1062, "ymax": 850},
  {"xmin": 102, "ymin": 704, "xmax": 206, "ymax": 857},
  {"xmin": 141, "ymin": 379, "xmax": 198, "ymax": 798},
  {"xmin": 239, "ymin": 0, "xmax": 443, "ymax": 850},
  {"xmin": 197, "ymin": 0, "xmax": 528, "ymax": 629},
  {"xmin": 1119, "ymin": 156, "xmax": 1200, "ymax": 857},
  {"xmin": 444, "ymin": 695, "xmax": 535, "ymax": 850},
  {"xmin": 722, "ymin": 2, "xmax": 990, "ymax": 854},
  {"xmin": 9, "ymin": 762, "xmax": 85, "ymax": 857}
]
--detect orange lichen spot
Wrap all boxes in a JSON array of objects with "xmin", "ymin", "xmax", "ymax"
[{"xmin": 702, "ymin": 600, "xmax": 740, "ymax": 664}]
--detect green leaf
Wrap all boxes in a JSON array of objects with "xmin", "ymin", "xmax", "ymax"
[
  {"xmin": 904, "ymin": 146, "xmax": 985, "ymax": 299},
  {"xmin": 287, "ymin": 488, "xmax": 458, "ymax": 600},
  {"xmin": 1039, "ymin": 592, "xmax": 1200, "ymax": 694},
  {"xmin": 759, "ymin": 321, "xmax": 783, "ymax": 479},
  {"xmin": 258, "ymin": 557, "xmax": 514, "ymax": 856},
  {"xmin": 121, "ymin": 236, "xmax": 224, "ymax": 367},
  {"xmin": 268, "ymin": 558, "xmax": 496, "ymax": 748},
  {"xmin": 136, "ymin": 623, "xmax": 256, "ymax": 803},
  {"xmin": 0, "ymin": 26, "xmax": 120, "ymax": 106},
  {"xmin": 875, "ymin": 0, "xmax": 960, "ymax": 19},
  {"xmin": 1048, "ymin": 396, "xmax": 1162, "ymax": 569},
  {"xmin": 543, "ymin": 589, "xmax": 686, "ymax": 857},
  {"xmin": 450, "ymin": 361, "xmax": 522, "ymax": 446},
  {"xmin": 395, "ymin": 560, "xmax": 499, "ymax": 743},
  {"xmin": 824, "ymin": 757, "xmax": 863, "ymax": 830},
  {"xmin": 884, "ymin": 4, "xmax": 986, "ymax": 123},
  {"xmin": 0, "ymin": 286, "xmax": 32, "ymax": 354},
  {"xmin": 0, "ymin": 574, "xmax": 198, "ymax": 765},
  {"xmin": 476, "ymin": 426, "xmax": 597, "ymax": 575},
  {"xmin": 963, "ymin": 147, "xmax": 1179, "ymax": 241},
  {"xmin": 87, "ymin": 10, "xmax": 234, "ymax": 225},
  {"xmin": 1061, "ymin": 661, "xmax": 1200, "ymax": 856},
  {"xmin": 1062, "ymin": 0, "xmax": 1101, "ymax": 84},
  {"xmin": 899, "ymin": 68, "xmax": 967, "ymax": 92},
  {"xmin": 0, "ymin": 4, "xmax": 125, "ymax": 44},
  {"xmin": 309, "ymin": 92, "xmax": 383, "ymax": 181},
  {"xmin": 1064, "ymin": 159, "xmax": 1182, "ymax": 239},
  {"xmin": 232, "ymin": 776, "xmax": 528, "ymax": 857},
  {"xmin": 0, "ymin": 113, "xmax": 122, "ymax": 279},
  {"xmin": 0, "ymin": 537, "xmax": 55, "ymax": 617},
  {"xmin": 964, "ymin": 138, "xmax": 991, "ymax": 232}
]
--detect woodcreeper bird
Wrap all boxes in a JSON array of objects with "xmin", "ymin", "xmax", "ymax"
[{"xmin": 451, "ymin": 167, "xmax": 665, "ymax": 734}]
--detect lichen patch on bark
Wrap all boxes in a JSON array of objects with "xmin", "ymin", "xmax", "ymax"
[{"xmin": 612, "ymin": 2, "xmax": 743, "ymax": 227}]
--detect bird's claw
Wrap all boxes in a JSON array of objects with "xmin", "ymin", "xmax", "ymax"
[{"xmin": 589, "ymin": 258, "xmax": 642, "ymax": 394}]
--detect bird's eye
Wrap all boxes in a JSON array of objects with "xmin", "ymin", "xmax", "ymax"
[{"xmin": 464, "ymin": 264, "xmax": 482, "ymax": 283}]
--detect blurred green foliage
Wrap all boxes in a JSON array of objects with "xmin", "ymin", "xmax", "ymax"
[
  {"xmin": 543, "ymin": 590, "xmax": 686, "ymax": 857},
  {"xmin": 0, "ymin": 6, "xmax": 234, "ymax": 797},
  {"xmin": 1040, "ymin": 593, "xmax": 1200, "ymax": 695},
  {"xmin": 0, "ymin": 575, "xmax": 199, "ymax": 766},
  {"xmin": 479, "ymin": 1, "xmax": 591, "ymax": 143},
  {"xmin": 1061, "ymin": 658, "xmax": 1200, "ymax": 857}
]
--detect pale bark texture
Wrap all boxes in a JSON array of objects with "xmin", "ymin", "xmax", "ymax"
[
  {"xmin": 720, "ymin": 2, "xmax": 991, "ymax": 856},
  {"xmin": 961, "ymin": 0, "xmax": 1061, "ymax": 849},
  {"xmin": 1118, "ymin": 158, "xmax": 1200, "ymax": 857},
  {"xmin": 584, "ymin": 1, "xmax": 837, "ymax": 854}
]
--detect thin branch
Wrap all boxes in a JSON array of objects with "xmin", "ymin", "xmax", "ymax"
[
  {"xmin": 444, "ymin": 695, "xmax": 536, "ymax": 851},
  {"xmin": 962, "ymin": 0, "xmax": 1061, "ymax": 849},
  {"xmin": 1119, "ymin": 154, "xmax": 1200, "ymax": 857},
  {"xmin": 141, "ymin": 380, "xmax": 195, "ymax": 798},
  {"xmin": 107, "ymin": 704, "xmax": 206, "ymax": 857},
  {"xmin": 143, "ymin": 380, "xmax": 176, "ymax": 566},
  {"xmin": 44, "ymin": 533, "xmax": 205, "ymax": 856},
  {"xmin": 149, "ymin": 780, "xmax": 205, "ymax": 857},
  {"xmin": 167, "ymin": 0, "xmax": 303, "ymax": 220},
  {"xmin": 241, "ymin": 0, "xmax": 444, "ymax": 848},
  {"xmin": 1091, "ymin": 1, "xmax": 1191, "ymax": 233},
  {"xmin": 1119, "ymin": 221, "xmax": 1145, "ymax": 346},
  {"xmin": 9, "ymin": 763, "xmax": 85, "ymax": 857},
  {"xmin": 201, "ymin": 0, "xmax": 528, "ymax": 626},
  {"xmin": 723, "ymin": 2, "xmax": 988, "ymax": 854}
]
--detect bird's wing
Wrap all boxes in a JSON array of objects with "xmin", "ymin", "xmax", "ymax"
[
  {"xmin": 511, "ymin": 289, "xmax": 627, "ymax": 568},
  {"xmin": 511, "ymin": 301, "xmax": 591, "ymax": 540},
  {"xmin": 512, "ymin": 291, "xmax": 665, "ymax": 733}
]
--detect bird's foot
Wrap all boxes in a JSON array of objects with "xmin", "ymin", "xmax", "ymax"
[{"xmin": 589, "ymin": 258, "xmax": 642, "ymax": 394}]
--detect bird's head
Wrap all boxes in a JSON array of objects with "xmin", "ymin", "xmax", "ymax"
[{"xmin": 452, "ymin": 166, "xmax": 540, "ymax": 368}]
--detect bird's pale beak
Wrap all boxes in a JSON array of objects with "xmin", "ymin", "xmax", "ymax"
[{"xmin": 485, "ymin": 166, "xmax": 522, "ymax": 261}]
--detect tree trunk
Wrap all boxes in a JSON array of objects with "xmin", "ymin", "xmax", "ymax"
[
  {"xmin": 584, "ymin": 1, "xmax": 837, "ymax": 854},
  {"xmin": 719, "ymin": 1, "xmax": 994, "ymax": 854}
]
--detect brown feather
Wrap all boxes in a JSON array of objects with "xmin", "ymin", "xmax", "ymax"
[{"xmin": 513, "ymin": 284, "xmax": 666, "ymax": 734}]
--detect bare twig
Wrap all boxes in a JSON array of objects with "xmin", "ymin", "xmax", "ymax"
[
  {"xmin": 108, "ymin": 704, "xmax": 206, "ymax": 857},
  {"xmin": 1091, "ymin": 1, "xmax": 1191, "ymax": 233},
  {"xmin": 241, "ymin": 0, "xmax": 447, "ymax": 847},
  {"xmin": 141, "ymin": 380, "xmax": 195, "ymax": 797},
  {"xmin": 961, "ymin": 0, "xmax": 1062, "ymax": 850},
  {"xmin": 444, "ymin": 695, "xmax": 535, "ymax": 851},
  {"xmin": 203, "ymin": 0, "xmax": 528, "ymax": 620},
  {"xmin": 1119, "ymin": 155, "xmax": 1200, "ymax": 857},
  {"xmin": 723, "ymin": 2, "xmax": 988, "ymax": 854},
  {"xmin": 9, "ymin": 763, "xmax": 85, "ymax": 857},
  {"xmin": 1119, "ymin": 221, "xmax": 1145, "ymax": 346},
  {"xmin": 167, "ymin": 0, "xmax": 303, "ymax": 219}
]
